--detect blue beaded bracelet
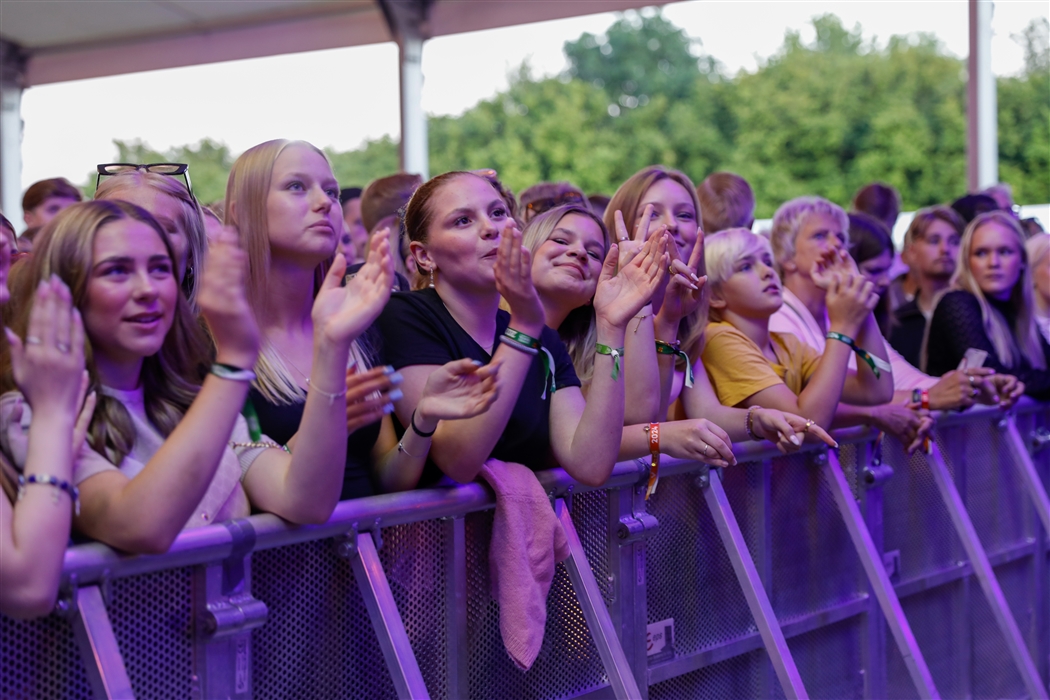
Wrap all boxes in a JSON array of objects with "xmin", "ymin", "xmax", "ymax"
[{"xmin": 18, "ymin": 473, "xmax": 80, "ymax": 516}]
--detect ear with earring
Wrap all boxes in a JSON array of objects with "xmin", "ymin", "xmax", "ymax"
[{"xmin": 427, "ymin": 266, "xmax": 435, "ymax": 288}]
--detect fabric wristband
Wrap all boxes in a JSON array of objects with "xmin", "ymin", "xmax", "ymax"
[
  {"xmin": 595, "ymin": 344, "xmax": 625, "ymax": 381},
  {"xmin": 500, "ymin": 332, "xmax": 556, "ymax": 399},
  {"xmin": 645, "ymin": 422, "xmax": 660, "ymax": 499},
  {"xmin": 825, "ymin": 331, "xmax": 884, "ymax": 379},
  {"xmin": 211, "ymin": 363, "xmax": 257, "ymax": 383},
  {"xmin": 503, "ymin": 327, "xmax": 540, "ymax": 349},
  {"xmin": 655, "ymin": 339, "xmax": 693, "ymax": 387}
]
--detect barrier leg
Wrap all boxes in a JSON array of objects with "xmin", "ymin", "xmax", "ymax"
[
  {"xmin": 925, "ymin": 441, "xmax": 1049, "ymax": 700},
  {"xmin": 556, "ymin": 498, "xmax": 642, "ymax": 700},
  {"xmin": 819, "ymin": 451, "xmax": 940, "ymax": 699},
  {"xmin": 443, "ymin": 516, "xmax": 469, "ymax": 700},
  {"xmin": 700, "ymin": 469, "xmax": 809, "ymax": 700},
  {"xmin": 1004, "ymin": 420, "xmax": 1050, "ymax": 536},
  {"xmin": 348, "ymin": 530, "xmax": 430, "ymax": 700},
  {"xmin": 71, "ymin": 584, "xmax": 135, "ymax": 699}
]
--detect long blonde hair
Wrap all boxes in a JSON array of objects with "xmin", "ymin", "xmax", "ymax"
[
  {"xmin": 1, "ymin": 201, "xmax": 211, "ymax": 465},
  {"xmin": 605, "ymin": 165, "xmax": 708, "ymax": 363},
  {"xmin": 937, "ymin": 211, "xmax": 1045, "ymax": 370},
  {"xmin": 225, "ymin": 139, "xmax": 368, "ymax": 404},
  {"xmin": 522, "ymin": 205, "xmax": 611, "ymax": 384}
]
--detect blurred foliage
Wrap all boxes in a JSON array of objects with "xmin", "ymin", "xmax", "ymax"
[{"xmin": 87, "ymin": 12, "xmax": 1049, "ymax": 217}]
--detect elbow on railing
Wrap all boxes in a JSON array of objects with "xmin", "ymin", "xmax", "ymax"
[{"xmin": 1, "ymin": 584, "xmax": 59, "ymax": 620}]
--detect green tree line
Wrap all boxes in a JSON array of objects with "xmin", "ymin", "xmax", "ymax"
[{"xmin": 91, "ymin": 12, "xmax": 1049, "ymax": 218}]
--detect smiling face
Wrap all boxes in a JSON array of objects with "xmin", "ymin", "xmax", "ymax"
[
  {"xmin": 788, "ymin": 212, "xmax": 848, "ymax": 279},
  {"xmin": 968, "ymin": 222, "xmax": 1024, "ymax": 301},
  {"xmin": 909, "ymin": 218, "xmax": 960, "ymax": 281},
  {"xmin": 715, "ymin": 245, "xmax": 783, "ymax": 320},
  {"xmin": 266, "ymin": 144, "xmax": 342, "ymax": 266},
  {"xmin": 83, "ymin": 218, "xmax": 178, "ymax": 367},
  {"xmin": 103, "ymin": 185, "xmax": 189, "ymax": 282},
  {"xmin": 638, "ymin": 177, "xmax": 699, "ymax": 256},
  {"xmin": 531, "ymin": 212, "xmax": 606, "ymax": 308},
  {"xmin": 413, "ymin": 174, "xmax": 513, "ymax": 292}
]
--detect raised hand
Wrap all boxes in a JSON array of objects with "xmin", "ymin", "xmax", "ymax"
[
  {"xmin": 417, "ymin": 358, "xmax": 501, "ymax": 423},
  {"xmin": 5, "ymin": 277, "xmax": 86, "ymax": 416},
  {"xmin": 750, "ymin": 407, "xmax": 838, "ymax": 453},
  {"xmin": 494, "ymin": 224, "xmax": 545, "ymax": 333},
  {"xmin": 825, "ymin": 272, "xmax": 877, "ymax": 338},
  {"xmin": 654, "ymin": 228, "xmax": 707, "ymax": 326},
  {"xmin": 313, "ymin": 232, "xmax": 394, "ymax": 348},
  {"xmin": 593, "ymin": 234, "xmax": 668, "ymax": 329},
  {"xmin": 198, "ymin": 226, "xmax": 260, "ymax": 369},
  {"xmin": 612, "ymin": 206, "xmax": 656, "ymax": 268},
  {"xmin": 812, "ymin": 248, "xmax": 860, "ymax": 290}
]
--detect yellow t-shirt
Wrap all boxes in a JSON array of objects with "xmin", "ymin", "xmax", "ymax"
[{"xmin": 701, "ymin": 321, "xmax": 822, "ymax": 407}]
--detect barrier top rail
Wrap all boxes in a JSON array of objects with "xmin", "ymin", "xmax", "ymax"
[{"xmin": 57, "ymin": 398, "xmax": 1046, "ymax": 588}]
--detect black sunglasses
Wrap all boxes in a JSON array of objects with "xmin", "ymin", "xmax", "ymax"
[{"xmin": 96, "ymin": 163, "xmax": 192, "ymax": 196}]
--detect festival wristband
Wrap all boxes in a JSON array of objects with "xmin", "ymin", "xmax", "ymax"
[
  {"xmin": 825, "ymin": 331, "xmax": 884, "ymax": 379},
  {"xmin": 655, "ymin": 339, "xmax": 693, "ymax": 387},
  {"xmin": 645, "ymin": 422, "xmax": 660, "ymax": 499},
  {"xmin": 503, "ymin": 327, "xmax": 541, "ymax": 349},
  {"xmin": 211, "ymin": 363, "xmax": 257, "ymax": 383},
  {"xmin": 595, "ymin": 344, "xmax": 625, "ymax": 381}
]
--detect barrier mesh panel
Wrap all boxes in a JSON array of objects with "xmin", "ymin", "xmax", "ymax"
[
  {"xmin": 769, "ymin": 453, "xmax": 864, "ymax": 622},
  {"xmin": 110, "ymin": 567, "xmax": 194, "ymax": 698},
  {"xmin": 251, "ymin": 538, "xmax": 397, "ymax": 700},
  {"xmin": 880, "ymin": 437, "xmax": 963, "ymax": 584},
  {"xmin": 645, "ymin": 472, "xmax": 757, "ymax": 657},
  {"xmin": 890, "ymin": 580, "xmax": 964, "ymax": 700},
  {"xmin": 721, "ymin": 460, "xmax": 766, "ymax": 573},
  {"xmin": 465, "ymin": 509, "xmax": 607, "ymax": 700},
  {"xmin": 1, "ymin": 612, "xmax": 91, "ymax": 699},
  {"xmin": 648, "ymin": 650, "xmax": 765, "ymax": 700},
  {"xmin": 788, "ymin": 616, "xmax": 865, "ymax": 700},
  {"xmin": 379, "ymin": 520, "xmax": 449, "ymax": 699},
  {"xmin": 571, "ymin": 488, "xmax": 613, "ymax": 604},
  {"xmin": 970, "ymin": 565, "xmax": 1028, "ymax": 699}
]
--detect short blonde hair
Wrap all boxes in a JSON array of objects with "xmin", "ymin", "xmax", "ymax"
[
  {"xmin": 696, "ymin": 172, "xmax": 755, "ymax": 234},
  {"xmin": 704, "ymin": 228, "xmax": 772, "ymax": 322},
  {"xmin": 770, "ymin": 196, "xmax": 849, "ymax": 273}
]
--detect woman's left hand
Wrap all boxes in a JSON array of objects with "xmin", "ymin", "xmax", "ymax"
[
  {"xmin": 654, "ymin": 228, "xmax": 706, "ymax": 327},
  {"xmin": 593, "ymin": 233, "xmax": 668, "ymax": 329},
  {"xmin": 750, "ymin": 407, "xmax": 838, "ymax": 453},
  {"xmin": 416, "ymin": 358, "xmax": 501, "ymax": 427},
  {"xmin": 313, "ymin": 232, "xmax": 394, "ymax": 347}
]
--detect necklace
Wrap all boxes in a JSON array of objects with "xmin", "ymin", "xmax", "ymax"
[{"xmin": 268, "ymin": 341, "xmax": 311, "ymax": 386}]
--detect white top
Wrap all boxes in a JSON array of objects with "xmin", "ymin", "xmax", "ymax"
[
  {"xmin": 0, "ymin": 386, "xmax": 272, "ymax": 529},
  {"xmin": 768, "ymin": 287, "xmax": 938, "ymax": 391}
]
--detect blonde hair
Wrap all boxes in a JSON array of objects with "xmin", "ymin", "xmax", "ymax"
[
  {"xmin": 95, "ymin": 170, "xmax": 206, "ymax": 308},
  {"xmin": 903, "ymin": 206, "xmax": 965, "ymax": 248},
  {"xmin": 225, "ymin": 139, "xmax": 368, "ymax": 404},
  {"xmin": 521, "ymin": 205, "xmax": 610, "ymax": 384},
  {"xmin": 940, "ymin": 211, "xmax": 1045, "ymax": 370},
  {"xmin": 1, "ymin": 201, "xmax": 211, "ymax": 466},
  {"xmin": 704, "ymin": 228, "xmax": 772, "ymax": 323},
  {"xmin": 1025, "ymin": 232, "xmax": 1049, "ymax": 274},
  {"xmin": 696, "ymin": 172, "xmax": 755, "ymax": 234},
  {"xmin": 605, "ymin": 165, "xmax": 708, "ymax": 363},
  {"xmin": 770, "ymin": 196, "xmax": 850, "ymax": 274}
]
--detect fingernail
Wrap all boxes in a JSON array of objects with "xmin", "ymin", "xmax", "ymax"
[
  {"xmin": 388, "ymin": 388, "xmax": 403, "ymax": 402},
  {"xmin": 832, "ymin": 441, "xmax": 839, "ymax": 448},
  {"xmin": 383, "ymin": 403, "xmax": 395, "ymax": 414},
  {"xmin": 383, "ymin": 365, "xmax": 396, "ymax": 374},
  {"xmin": 471, "ymin": 359, "xmax": 484, "ymax": 366},
  {"xmin": 790, "ymin": 435, "xmax": 801, "ymax": 446},
  {"xmin": 388, "ymin": 372, "xmax": 403, "ymax": 386}
]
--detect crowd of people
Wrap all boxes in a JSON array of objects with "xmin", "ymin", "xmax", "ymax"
[{"xmin": 0, "ymin": 144, "xmax": 1047, "ymax": 631}]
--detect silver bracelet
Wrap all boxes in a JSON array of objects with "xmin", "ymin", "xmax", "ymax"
[
  {"xmin": 397, "ymin": 438, "xmax": 426, "ymax": 458},
  {"xmin": 499, "ymin": 337, "xmax": 539, "ymax": 356},
  {"xmin": 307, "ymin": 378, "xmax": 347, "ymax": 406}
]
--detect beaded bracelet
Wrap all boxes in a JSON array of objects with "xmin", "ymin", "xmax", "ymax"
[
  {"xmin": 655, "ymin": 339, "xmax": 694, "ymax": 387},
  {"xmin": 825, "ymin": 332, "xmax": 889, "ymax": 379},
  {"xmin": 595, "ymin": 344, "xmax": 625, "ymax": 380},
  {"xmin": 745, "ymin": 405, "xmax": 759, "ymax": 441},
  {"xmin": 18, "ymin": 474, "xmax": 80, "ymax": 515},
  {"xmin": 231, "ymin": 440, "xmax": 291, "ymax": 453}
]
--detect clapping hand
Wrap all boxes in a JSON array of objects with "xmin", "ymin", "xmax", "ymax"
[
  {"xmin": 313, "ymin": 231, "xmax": 394, "ymax": 348},
  {"xmin": 593, "ymin": 234, "xmax": 668, "ymax": 329},
  {"xmin": 494, "ymin": 224, "xmax": 546, "ymax": 333},
  {"xmin": 811, "ymin": 248, "xmax": 860, "ymax": 291},
  {"xmin": 199, "ymin": 226, "xmax": 260, "ymax": 369},
  {"xmin": 417, "ymin": 358, "xmax": 501, "ymax": 424}
]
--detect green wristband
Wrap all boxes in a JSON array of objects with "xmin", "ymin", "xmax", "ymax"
[
  {"xmin": 595, "ymin": 343, "xmax": 625, "ymax": 381},
  {"xmin": 655, "ymin": 339, "xmax": 693, "ymax": 388},
  {"xmin": 826, "ymin": 331, "xmax": 881, "ymax": 379},
  {"xmin": 503, "ymin": 327, "xmax": 540, "ymax": 349}
]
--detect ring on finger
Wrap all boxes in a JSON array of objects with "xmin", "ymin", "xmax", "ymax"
[
  {"xmin": 968, "ymin": 375, "xmax": 976, "ymax": 387},
  {"xmin": 701, "ymin": 442, "xmax": 709, "ymax": 457},
  {"xmin": 56, "ymin": 342, "xmax": 70, "ymax": 353},
  {"xmin": 668, "ymin": 265, "xmax": 676, "ymax": 276},
  {"xmin": 620, "ymin": 237, "xmax": 629, "ymax": 242},
  {"xmin": 803, "ymin": 419, "xmax": 815, "ymax": 433},
  {"xmin": 25, "ymin": 336, "xmax": 42, "ymax": 345}
]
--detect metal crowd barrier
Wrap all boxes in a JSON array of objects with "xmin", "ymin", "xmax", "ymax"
[{"xmin": 2, "ymin": 400, "xmax": 1048, "ymax": 699}]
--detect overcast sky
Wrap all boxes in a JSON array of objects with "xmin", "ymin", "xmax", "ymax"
[{"xmin": 19, "ymin": 0, "xmax": 1049, "ymax": 190}]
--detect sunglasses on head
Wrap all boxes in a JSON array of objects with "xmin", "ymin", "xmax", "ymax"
[{"xmin": 96, "ymin": 163, "xmax": 192, "ymax": 196}]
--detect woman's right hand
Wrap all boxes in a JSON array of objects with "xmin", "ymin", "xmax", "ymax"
[
  {"xmin": 494, "ymin": 224, "xmax": 545, "ymax": 335},
  {"xmin": 870, "ymin": 403, "xmax": 931, "ymax": 455},
  {"xmin": 416, "ymin": 358, "xmax": 501, "ymax": 429},
  {"xmin": 314, "ymin": 231, "xmax": 395, "ymax": 349},
  {"xmin": 5, "ymin": 276, "xmax": 86, "ymax": 417},
  {"xmin": 750, "ymin": 407, "xmax": 838, "ymax": 453},
  {"xmin": 198, "ymin": 226, "xmax": 260, "ymax": 369},
  {"xmin": 660, "ymin": 419, "xmax": 736, "ymax": 468}
]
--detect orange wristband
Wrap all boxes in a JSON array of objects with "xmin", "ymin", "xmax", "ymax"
[{"xmin": 645, "ymin": 422, "xmax": 660, "ymax": 499}]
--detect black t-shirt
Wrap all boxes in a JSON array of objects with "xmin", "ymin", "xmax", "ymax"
[
  {"xmin": 926, "ymin": 290, "xmax": 1050, "ymax": 399},
  {"xmin": 889, "ymin": 298, "xmax": 928, "ymax": 369},
  {"xmin": 375, "ymin": 288, "xmax": 581, "ymax": 481},
  {"xmin": 248, "ymin": 327, "xmax": 384, "ymax": 501}
]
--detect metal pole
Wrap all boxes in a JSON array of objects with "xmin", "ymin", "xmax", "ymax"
[
  {"xmin": 967, "ymin": 0, "xmax": 998, "ymax": 191},
  {"xmin": 0, "ymin": 40, "xmax": 26, "ymax": 230},
  {"xmin": 398, "ymin": 32, "xmax": 428, "ymax": 179},
  {"xmin": 71, "ymin": 585, "xmax": 136, "ymax": 699}
]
